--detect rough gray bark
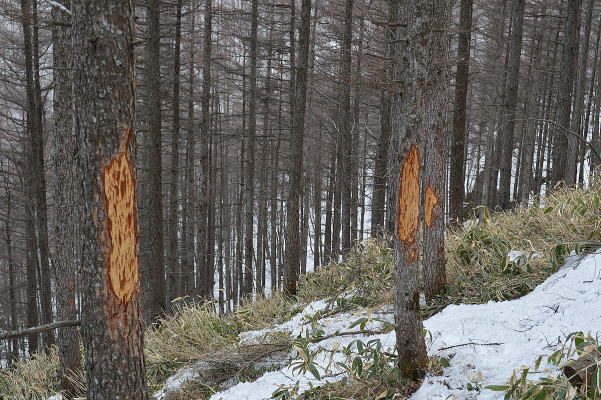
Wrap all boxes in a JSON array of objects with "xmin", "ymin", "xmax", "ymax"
[
  {"xmin": 284, "ymin": 0, "xmax": 311, "ymax": 296},
  {"xmin": 340, "ymin": 0, "xmax": 353, "ymax": 255},
  {"xmin": 498, "ymin": 0, "xmax": 525, "ymax": 210},
  {"xmin": 167, "ymin": 0, "xmax": 183, "ymax": 307},
  {"xmin": 72, "ymin": 0, "xmax": 149, "ymax": 396},
  {"xmin": 449, "ymin": 0, "xmax": 473, "ymax": 220},
  {"xmin": 182, "ymin": 8, "xmax": 197, "ymax": 297},
  {"xmin": 51, "ymin": 1, "xmax": 83, "ymax": 395},
  {"xmin": 24, "ymin": 199, "xmax": 39, "ymax": 353},
  {"xmin": 422, "ymin": 0, "xmax": 451, "ymax": 303},
  {"xmin": 552, "ymin": 0, "xmax": 581, "ymax": 185},
  {"xmin": 144, "ymin": 0, "xmax": 166, "ymax": 319},
  {"xmin": 32, "ymin": 0, "xmax": 55, "ymax": 348},
  {"xmin": 372, "ymin": 90, "xmax": 391, "ymax": 237},
  {"xmin": 566, "ymin": 0, "xmax": 594, "ymax": 185},
  {"xmin": 482, "ymin": 0, "xmax": 508, "ymax": 210},
  {"xmin": 243, "ymin": 0, "xmax": 258, "ymax": 297},
  {"xmin": 20, "ymin": 0, "xmax": 53, "ymax": 350},
  {"xmin": 518, "ymin": 6, "xmax": 547, "ymax": 204},
  {"xmin": 387, "ymin": 0, "xmax": 430, "ymax": 381},
  {"xmin": 3, "ymin": 179, "xmax": 19, "ymax": 363}
]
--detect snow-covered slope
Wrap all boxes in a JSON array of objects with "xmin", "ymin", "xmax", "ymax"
[
  {"xmin": 411, "ymin": 250, "xmax": 600, "ymax": 399},
  {"xmin": 158, "ymin": 251, "xmax": 601, "ymax": 400}
]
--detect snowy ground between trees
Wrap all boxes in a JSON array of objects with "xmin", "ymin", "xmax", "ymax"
[{"xmin": 154, "ymin": 250, "xmax": 601, "ymax": 400}]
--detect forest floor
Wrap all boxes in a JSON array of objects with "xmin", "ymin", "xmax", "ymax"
[
  {"xmin": 4, "ymin": 185, "xmax": 601, "ymax": 399},
  {"xmin": 151, "ymin": 184, "xmax": 601, "ymax": 399},
  {"xmin": 154, "ymin": 250, "xmax": 601, "ymax": 400}
]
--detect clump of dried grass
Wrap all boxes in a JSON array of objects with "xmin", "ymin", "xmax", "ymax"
[
  {"xmin": 428, "ymin": 183, "xmax": 601, "ymax": 315},
  {"xmin": 145, "ymin": 302, "xmax": 239, "ymax": 365},
  {"xmin": 0, "ymin": 347, "xmax": 61, "ymax": 400},
  {"xmin": 297, "ymin": 238, "xmax": 393, "ymax": 307}
]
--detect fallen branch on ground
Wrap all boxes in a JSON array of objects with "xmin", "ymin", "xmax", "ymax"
[
  {"xmin": 307, "ymin": 329, "xmax": 390, "ymax": 344},
  {"xmin": 437, "ymin": 341, "xmax": 504, "ymax": 351}
]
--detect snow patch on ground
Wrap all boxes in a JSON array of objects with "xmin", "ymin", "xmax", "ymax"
[
  {"xmin": 157, "ymin": 251, "xmax": 601, "ymax": 400},
  {"xmin": 153, "ymin": 365, "xmax": 205, "ymax": 400},
  {"xmin": 239, "ymin": 299, "xmax": 333, "ymax": 343},
  {"xmin": 506, "ymin": 250, "xmax": 543, "ymax": 263},
  {"xmin": 412, "ymin": 251, "xmax": 600, "ymax": 399}
]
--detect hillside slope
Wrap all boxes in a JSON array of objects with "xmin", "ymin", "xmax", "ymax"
[{"xmin": 154, "ymin": 250, "xmax": 600, "ymax": 400}]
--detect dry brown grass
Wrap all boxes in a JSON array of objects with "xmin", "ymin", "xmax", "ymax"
[
  {"xmin": 5, "ymin": 183, "xmax": 601, "ymax": 399},
  {"xmin": 0, "ymin": 348, "xmax": 61, "ymax": 400}
]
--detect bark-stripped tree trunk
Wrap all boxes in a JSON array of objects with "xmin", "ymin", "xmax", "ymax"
[
  {"xmin": 51, "ymin": 1, "xmax": 82, "ymax": 396},
  {"xmin": 388, "ymin": 0, "xmax": 431, "ymax": 380},
  {"xmin": 72, "ymin": 0, "xmax": 149, "ymax": 397},
  {"xmin": 284, "ymin": 0, "xmax": 312, "ymax": 296},
  {"xmin": 449, "ymin": 0, "xmax": 473, "ymax": 220},
  {"xmin": 422, "ymin": 0, "xmax": 451, "ymax": 303}
]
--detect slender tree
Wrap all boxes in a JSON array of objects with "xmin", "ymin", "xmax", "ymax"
[
  {"xmin": 449, "ymin": 0, "xmax": 473, "ymax": 220},
  {"xmin": 145, "ymin": 0, "xmax": 166, "ymax": 318},
  {"xmin": 284, "ymin": 0, "xmax": 312, "ymax": 296},
  {"xmin": 422, "ymin": 0, "xmax": 451, "ymax": 302},
  {"xmin": 388, "ymin": 0, "xmax": 445, "ymax": 380},
  {"xmin": 498, "ymin": 0, "xmax": 525, "ymax": 210},
  {"xmin": 167, "ymin": 0, "xmax": 183, "ymax": 306},
  {"xmin": 51, "ymin": 1, "xmax": 82, "ymax": 396},
  {"xmin": 553, "ymin": 0, "xmax": 581, "ymax": 185}
]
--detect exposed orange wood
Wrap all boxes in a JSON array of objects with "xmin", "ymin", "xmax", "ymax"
[
  {"xmin": 102, "ymin": 129, "xmax": 139, "ymax": 304},
  {"xmin": 424, "ymin": 183, "xmax": 440, "ymax": 228},
  {"xmin": 396, "ymin": 144, "xmax": 420, "ymax": 248}
]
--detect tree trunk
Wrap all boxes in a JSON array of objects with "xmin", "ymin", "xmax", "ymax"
[
  {"xmin": 244, "ymin": 0, "xmax": 258, "ymax": 297},
  {"xmin": 144, "ymin": 0, "xmax": 166, "ymax": 319},
  {"xmin": 3, "ymin": 181, "xmax": 19, "ymax": 364},
  {"xmin": 422, "ymin": 0, "xmax": 450, "ymax": 302},
  {"xmin": 372, "ymin": 90, "xmax": 391, "ymax": 237},
  {"xmin": 167, "ymin": 0, "xmax": 183, "ymax": 307},
  {"xmin": 340, "ymin": 0, "xmax": 353, "ymax": 255},
  {"xmin": 20, "ymin": 0, "xmax": 54, "ymax": 350},
  {"xmin": 552, "ymin": 0, "xmax": 581, "ymax": 185},
  {"xmin": 51, "ymin": 1, "xmax": 83, "ymax": 396},
  {"xmin": 388, "ymin": 0, "xmax": 431, "ymax": 380},
  {"xmin": 284, "ymin": 0, "xmax": 311, "ymax": 296},
  {"xmin": 449, "ymin": 0, "xmax": 473, "ymax": 220},
  {"xmin": 498, "ymin": 0, "xmax": 525, "ymax": 210},
  {"xmin": 182, "ymin": 8, "xmax": 197, "ymax": 297},
  {"xmin": 72, "ymin": 0, "xmax": 149, "ymax": 396},
  {"xmin": 567, "ymin": 0, "xmax": 593, "ymax": 185}
]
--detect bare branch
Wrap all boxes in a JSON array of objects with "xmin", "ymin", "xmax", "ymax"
[
  {"xmin": 46, "ymin": 0, "xmax": 71, "ymax": 16},
  {"xmin": 0, "ymin": 320, "xmax": 80, "ymax": 341}
]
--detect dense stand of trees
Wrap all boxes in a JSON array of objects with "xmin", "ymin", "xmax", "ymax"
[{"xmin": 2, "ymin": 0, "xmax": 601, "ymax": 395}]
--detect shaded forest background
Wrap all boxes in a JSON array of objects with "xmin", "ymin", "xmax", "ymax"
[{"xmin": 0, "ymin": 0, "xmax": 598, "ymax": 361}]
